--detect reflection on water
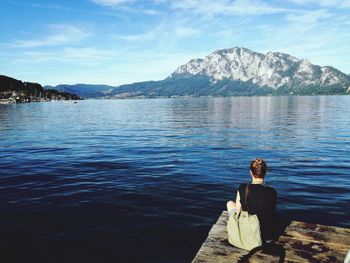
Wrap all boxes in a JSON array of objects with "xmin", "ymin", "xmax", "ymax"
[{"xmin": 0, "ymin": 96, "xmax": 350, "ymax": 262}]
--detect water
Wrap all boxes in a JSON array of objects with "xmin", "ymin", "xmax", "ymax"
[{"xmin": 1, "ymin": 96, "xmax": 350, "ymax": 262}]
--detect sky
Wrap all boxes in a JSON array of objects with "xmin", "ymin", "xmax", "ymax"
[{"xmin": 0, "ymin": 0, "xmax": 350, "ymax": 86}]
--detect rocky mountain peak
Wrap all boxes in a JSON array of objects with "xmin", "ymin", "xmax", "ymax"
[{"xmin": 171, "ymin": 47, "xmax": 350, "ymax": 90}]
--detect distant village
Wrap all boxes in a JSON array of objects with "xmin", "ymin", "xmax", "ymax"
[
  {"xmin": 0, "ymin": 90, "xmax": 79, "ymax": 104},
  {"xmin": 0, "ymin": 75, "xmax": 80, "ymax": 104}
]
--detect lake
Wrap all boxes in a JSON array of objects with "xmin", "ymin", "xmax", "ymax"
[{"xmin": 1, "ymin": 96, "xmax": 350, "ymax": 262}]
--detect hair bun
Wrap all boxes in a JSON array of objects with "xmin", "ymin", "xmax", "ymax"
[
  {"xmin": 256, "ymin": 158, "xmax": 263, "ymax": 165},
  {"xmin": 250, "ymin": 158, "xmax": 267, "ymax": 178}
]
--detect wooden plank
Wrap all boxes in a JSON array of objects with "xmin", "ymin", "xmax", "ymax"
[
  {"xmin": 193, "ymin": 211, "xmax": 350, "ymax": 263},
  {"xmin": 215, "ymin": 211, "xmax": 228, "ymax": 226},
  {"xmin": 279, "ymin": 221, "xmax": 350, "ymax": 263},
  {"xmin": 276, "ymin": 237, "xmax": 348, "ymax": 263},
  {"xmin": 283, "ymin": 221, "xmax": 350, "ymax": 247},
  {"xmin": 192, "ymin": 214, "xmax": 245, "ymax": 262}
]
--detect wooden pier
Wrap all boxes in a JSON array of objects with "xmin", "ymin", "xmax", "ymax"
[{"xmin": 192, "ymin": 211, "xmax": 350, "ymax": 262}]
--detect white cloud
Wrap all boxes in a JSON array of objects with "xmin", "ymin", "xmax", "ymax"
[
  {"xmin": 170, "ymin": 0, "xmax": 290, "ymax": 16},
  {"xmin": 287, "ymin": 0, "xmax": 350, "ymax": 8},
  {"xmin": 91, "ymin": 0, "xmax": 134, "ymax": 7},
  {"xmin": 11, "ymin": 24, "xmax": 90, "ymax": 48},
  {"xmin": 174, "ymin": 26, "xmax": 200, "ymax": 37},
  {"xmin": 115, "ymin": 22, "xmax": 200, "ymax": 42},
  {"xmin": 115, "ymin": 28, "xmax": 159, "ymax": 41},
  {"xmin": 91, "ymin": 0, "xmax": 163, "ymax": 16},
  {"xmin": 248, "ymin": 6, "xmax": 350, "ymax": 74},
  {"xmin": 285, "ymin": 9, "xmax": 332, "ymax": 25},
  {"xmin": 12, "ymin": 47, "xmax": 117, "ymax": 66},
  {"xmin": 92, "ymin": 0, "xmax": 292, "ymax": 16},
  {"xmin": 143, "ymin": 9, "xmax": 162, "ymax": 15}
]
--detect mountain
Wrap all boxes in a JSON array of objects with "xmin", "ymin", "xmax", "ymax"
[
  {"xmin": 0, "ymin": 75, "xmax": 80, "ymax": 102},
  {"xmin": 172, "ymin": 48, "xmax": 350, "ymax": 92},
  {"xmin": 44, "ymin": 84, "xmax": 114, "ymax": 98},
  {"xmin": 50, "ymin": 47, "xmax": 350, "ymax": 98}
]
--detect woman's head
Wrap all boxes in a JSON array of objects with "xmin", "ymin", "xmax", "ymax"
[{"xmin": 250, "ymin": 158, "xmax": 267, "ymax": 178}]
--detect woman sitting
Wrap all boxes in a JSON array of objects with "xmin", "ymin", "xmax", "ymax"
[{"xmin": 226, "ymin": 158, "xmax": 277, "ymax": 242}]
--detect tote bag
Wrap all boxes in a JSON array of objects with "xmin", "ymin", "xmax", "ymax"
[{"xmin": 227, "ymin": 184, "xmax": 262, "ymax": 250}]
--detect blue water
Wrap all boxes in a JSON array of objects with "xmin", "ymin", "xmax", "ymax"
[{"xmin": 1, "ymin": 96, "xmax": 350, "ymax": 262}]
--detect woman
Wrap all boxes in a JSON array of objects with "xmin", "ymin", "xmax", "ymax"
[{"xmin": 226, "ymin": 158, "xmax": 277, "ymax": 242}]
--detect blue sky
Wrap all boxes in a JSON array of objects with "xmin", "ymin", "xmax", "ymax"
[{"xmin": 1, "ymin": 0, "xmax": 349, "ymax": 86}]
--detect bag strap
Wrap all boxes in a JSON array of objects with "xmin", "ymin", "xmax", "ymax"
[{"xmin": 245, "ymin": 184, "xmax": 250, "ymax": 213}]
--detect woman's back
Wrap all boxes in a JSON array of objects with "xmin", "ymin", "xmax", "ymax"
[{"xmin": 238, "ymin": 183, "xmax": 277, "ymax": 241}]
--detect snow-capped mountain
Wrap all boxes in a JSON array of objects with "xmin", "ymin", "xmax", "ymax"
[{"xmin": 171, "ymin": 47, "xmax": 350, "ymax": 90}]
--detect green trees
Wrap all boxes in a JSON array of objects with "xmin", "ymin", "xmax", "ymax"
[{"xmin": 0, "ymin": 75, "xmax": 80, "ymax": 102}]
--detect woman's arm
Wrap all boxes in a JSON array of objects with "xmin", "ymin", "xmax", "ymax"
[
  {"xmin": 235, "ymin": 190, "xmax": 241, "ymax": 213},
  {"xmin": 226, "ymin": 190, "xmax": 242, "ymax": 213}
]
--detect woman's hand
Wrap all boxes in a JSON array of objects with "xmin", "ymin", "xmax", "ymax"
[{"xmin": 226, "ymin": 191, "xmax": 241, "ymax": 213}]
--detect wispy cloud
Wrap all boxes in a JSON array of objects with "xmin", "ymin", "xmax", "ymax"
[
  {"xmin": 249, "ymin": 6, "xmax": 350, "ymax": 73},
  {"xmin": 287, "ymin": 0, "xmax": 350, "ymax": 8},
  {"xmin": 170, "ymin": 0, "xmax": 290, "ymax": 16},
  {"xmin": 8, "ymin": 1, "xmax": 67, "ymax": 10},
  {"xmin": 174, "ymin": 26, "xmax": 200, "ymax": 37},
  {"xmin": 114, "ymin": 26, "xmax": 160, "ymax": 41},
  {"xmin": 92, "ymin": 0, "xmax": 293, "ymax": 16},
  {"xmin": 142, "ymin": 9, "xmax": 162, "ymax": 15},
  {"xmin": 91, "ymin": 0, "xmax": 162, "ymax": 15},
  {"xmin": 11, "ymin": 24, "xmax": 90, "ymax": 48},
  {"xmin": 115, "ymin": 22, "xmax": 200, "ymax": 42},
  {"xmin": 285, "ymin": 9, "xmax": 332, "ymax": 26},
  {"xmin": 14, "ymin": 47, "xmax": 115, "ymax": 65},
  {"xmin": 91, "ymin": 0, "xmax": 134, "ymax": 7}
]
